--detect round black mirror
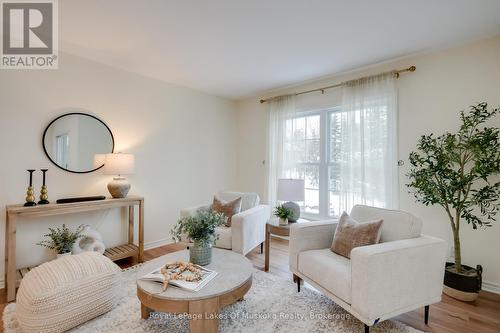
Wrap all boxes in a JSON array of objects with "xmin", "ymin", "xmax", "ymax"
[{"xmin": 42, "ymin": 113, "xmax": 114, "ymax": 173}]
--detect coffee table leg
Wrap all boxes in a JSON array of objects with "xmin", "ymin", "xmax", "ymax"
[
  {"xmin": 141, "ymin": 303, "xmax": 152, "ymax": 319},
  {"xmin": 189, "ymin": 298, "xmax": 219, "ymax": 333},
  {"xmin": 264, "ymin": 225, "xmax": 270, "ymax": 272}
]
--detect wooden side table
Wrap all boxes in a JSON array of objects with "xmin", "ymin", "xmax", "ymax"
[{"xmin": 264, "ymin": 218, "xmax": 309, "ymax": 272}]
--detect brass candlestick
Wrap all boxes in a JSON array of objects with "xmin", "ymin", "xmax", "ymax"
[
  {"xmin": 24, "ymin": 169, "xmax": 36, "ymax": 207},
  {"xmin": 38, "ymin": 169, "xmax": 49, "ymax": 204}
]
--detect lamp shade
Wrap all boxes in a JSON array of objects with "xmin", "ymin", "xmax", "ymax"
[
  {"xmin": 277, "ymin": 178, "xmax": 304, "ymax": 202},
  {"xmin": 102, "ymin": 153, "xmax": 135, "ymax": 175}
]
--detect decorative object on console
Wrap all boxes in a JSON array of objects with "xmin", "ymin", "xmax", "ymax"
[
  {"xmin": 42, "ymin": 112, "xmax": 114, "ymax": 174},
  {"xmin": 38, "ymin": 168, "xmax": 49, "ymax": 204},
  {"xmin": 56, "ymin": 195, "xmax": 106, "ymax": 204},
  {"xmin": 24, "ymin": 169, "xmax": 36, "ymax": 207},
  {"xmin": 103, "ymin": 153, "xmax": 135, "ymax": 198},
  {"xmin": 37, "ymin": 224, "xmax": 85, "ymax": 257},
  {"xmin": 407, "ymin": 102, "xmax": 500, "ymax": 302},
  {"xmin": 72, "ymin": 225, "xmax": 105, "ymax": 255},
  {"xmin": 273, "ymin": 203, "xmax": 293, "ymax": 225},
  {"xmin": 277, "ymin": 178, "xmax": 304, "ymax": 222},
  {"xmin": 171, "ymin": 210, "xmax": 227, "ymax": 265}
]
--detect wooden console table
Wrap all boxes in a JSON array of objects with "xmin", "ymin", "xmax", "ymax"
[{"xmin": 5, "ymin": 195, "xmax": 144, "ymax": 302}]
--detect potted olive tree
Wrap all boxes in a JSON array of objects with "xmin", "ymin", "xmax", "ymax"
[
  {"xmin": 171, "ymin": 210, "xmax": 227, "ymax": 266},
  {"xmin": 407, "ymin": 102, "xmax": 500, "ymax": 301}
]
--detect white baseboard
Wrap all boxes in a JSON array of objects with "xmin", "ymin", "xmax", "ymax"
[
  {"xmin": 0, "ymin": 238, "xmax": 175, "ymax": 289},
  {"xmin": 482, "ymin": 280, "xmax": 500, "ymax": 295},
  {"xmin": 144, "ymin": 237, "xmax": 174, "ymax": 250}
]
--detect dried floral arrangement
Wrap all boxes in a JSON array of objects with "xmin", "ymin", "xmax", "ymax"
[{"xmin": 160, "ymin": 261, "xmax": 202, "ymax": 291}]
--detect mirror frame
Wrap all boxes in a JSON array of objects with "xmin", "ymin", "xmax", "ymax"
[{"xmin": 42, "ymin": 112, "xmax": 115, "ymax": 174}]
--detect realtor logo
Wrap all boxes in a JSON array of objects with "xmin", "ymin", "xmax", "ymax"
[{"xmin": 1, "ymin": 0, "xmax": 58, "ymax": 69}]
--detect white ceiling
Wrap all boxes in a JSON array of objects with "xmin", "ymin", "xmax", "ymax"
[{"xmin": 60, "ymin": 0, "xmax": 500, "ymax": 100}]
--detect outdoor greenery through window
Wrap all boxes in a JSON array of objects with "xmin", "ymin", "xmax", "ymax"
[{"xmin": 283, "ymin": 106, "xmax": 391, "ymax": 218}]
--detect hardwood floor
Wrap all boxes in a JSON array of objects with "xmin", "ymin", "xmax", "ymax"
[{"xmin": 1, "ymin": 237, "xmax": 499, "ymax": 332}]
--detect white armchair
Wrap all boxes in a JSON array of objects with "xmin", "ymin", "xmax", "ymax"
[
  {"xmin": 289, "ymin": 205, "xmax": 447, "ymax": 333},
  {"xmin": 180, "ymin": 191, "xmax": 271, "ymax": 256}
]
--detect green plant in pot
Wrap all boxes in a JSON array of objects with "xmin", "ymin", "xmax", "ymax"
[
  {"xmin": 37, "ymin": 224, "xmax": 85, "ymax": 257},
  {"xmin": 407, "ymin": 102, "xmax": 500, "ymax": 301},
  {"xmin": 274, "ymin": 204, "xmax": 293, "ymax": 225},
  {"xmin": 171, "ymin": 210, "xmax": 227, "ymax": 266}
]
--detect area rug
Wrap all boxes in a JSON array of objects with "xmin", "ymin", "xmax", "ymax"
[{"xmin": 3, "ymin": 264, "xmax": 423, "ymax": 333}]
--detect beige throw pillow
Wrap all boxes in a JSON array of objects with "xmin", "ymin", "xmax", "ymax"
[
  {"xmin": 212, "ymin": 196, "xmax": 242, "ymax": 227},
  {"xmin": 331, "ymin": 211, "xmax": 383, "ymax": 259}
]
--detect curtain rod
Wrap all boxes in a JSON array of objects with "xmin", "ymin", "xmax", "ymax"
[{"xmin": 259, "ymin": 65, "xmax": 416, "ymax": 104}]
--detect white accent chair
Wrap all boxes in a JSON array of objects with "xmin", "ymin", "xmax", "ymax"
[
  {"xmin": 289, "ymin": 205, "xmax": 447, "ymax": 333},
  {"xmin": 180, "ymin": 191, "xmax": 271, "ymax": 256}
]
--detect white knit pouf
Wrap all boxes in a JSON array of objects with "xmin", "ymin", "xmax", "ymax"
[{"xmin": 15, "ymin": 252, "xmax": 121, "ymax": 333}]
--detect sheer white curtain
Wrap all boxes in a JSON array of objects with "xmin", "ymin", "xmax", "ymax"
[
  {"xmin": 266, "ymin": 95, "xmax": 296, "ymax": 207},
  {"xmin": 337, "ymin": 73, "xmax": 398, "ymax": 212}
]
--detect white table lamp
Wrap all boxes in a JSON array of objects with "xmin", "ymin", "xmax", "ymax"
[
  {"xmin": 277, "ymin": 178, "xmax": 305, "ymax": 222},
  {"xmin": 102, "ymin": 153, "xmax": 135, "ymax": 198}
]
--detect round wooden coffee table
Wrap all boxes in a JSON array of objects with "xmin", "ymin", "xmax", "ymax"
[{"xmin": 137, "ymin": 248, "xmax": 253, "ymax": 333}]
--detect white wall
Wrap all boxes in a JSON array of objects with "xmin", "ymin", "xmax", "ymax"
[
  {"xmin": 0, "ymin": 52, "xmax": 237, "ymax": 285},
  {"xmin": 235, "ymin": 35, "xmax": 500, "ymax": 290}
]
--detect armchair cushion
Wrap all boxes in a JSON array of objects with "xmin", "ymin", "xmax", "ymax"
[
  {"xmin": 298, "ymin": 249, "xmax": 351, "ymax": 304},
  {"xmin": 217, "ymin": 191, "xmax": 259, "ymax": 211},
  {"xmin": 350, "ymin": 205, "xmax": 422, "ymax": 242}
]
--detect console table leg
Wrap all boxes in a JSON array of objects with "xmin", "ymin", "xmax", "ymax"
[
  {"xmin": 5, "ymin": 213, "xmax": 17, "ymax": 302},
  {"xmin": 138, "ymin": 200, "xmax": 144, "ymax": 262},
  {"xmin": 128, "ymin": 205, "xmax": 135, "ymax": 244}
]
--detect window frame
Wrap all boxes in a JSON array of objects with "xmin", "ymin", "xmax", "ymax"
[{"xmin": 285, "ymin": 107, "xmax": 341, "ymax": 220}]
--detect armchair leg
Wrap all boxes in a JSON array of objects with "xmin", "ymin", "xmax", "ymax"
[
  {"xmin": 260, "ymin": 242, "xmax": 263, "ymax": 254},
  {"xmin": 293, "ymin": 274, "xmax": 301, "ymax": 292},
  {"xmin": 424, "ymin": 305, "xmax": 429, "ymax": 325},
  {"xmin": 364, "ymin": 324, "xmax": 370, "ymax": 333}
]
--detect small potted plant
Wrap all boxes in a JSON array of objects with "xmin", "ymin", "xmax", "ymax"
[
  {"xmin": 171, "ymin": 210, "xmax": 227, "ymax": 265},
  {"xmin": 407, "ymin": 103, "xmax": 500, "ymax": 301},
  {"xmin": 37, "ymin": 224, "xmax": 85, "ymax": 258},
  {"xmin": 274, "ymin": 204, "xmax": 293, "ymax": 225}
]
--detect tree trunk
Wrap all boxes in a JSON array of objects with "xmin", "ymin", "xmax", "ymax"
[{"xmin": 453, "ymin": 228, "xmax": 462, "ymax": 273}]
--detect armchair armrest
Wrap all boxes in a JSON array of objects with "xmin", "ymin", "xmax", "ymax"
[
  {"xmin": 180, "ymin": 204, "xmax": 211, "ymax": 218},
  {"xmin": 231, "ymin": 205, "xmax": 271, "ymax": 255},
  {"xmin": 289, "ymin": 220, "xmax": 338, "ymax": 271},
  {"xmin": 351, "ymin": 235, "xmax": 447, "ymax": 323}
]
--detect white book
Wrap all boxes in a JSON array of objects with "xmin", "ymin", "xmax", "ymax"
[{"xmin": 140, "ymin": 264, "xmax": 218, "ymax": 292}]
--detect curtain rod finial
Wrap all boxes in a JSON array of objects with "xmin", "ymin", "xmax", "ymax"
[
  {"xmin": 409, "ymin": 66, "xmax": 416, "ymax": 72},
  {"xmin": 260, "ymin": 99, "xmax": 266, "ymax": 104}
]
